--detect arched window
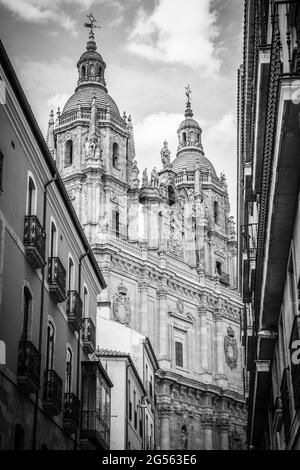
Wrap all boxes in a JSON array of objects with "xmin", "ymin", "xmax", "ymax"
[
  {"xmin": 98, "ymin": 66, "xmax": 102, "ymax": 77},
  {"xmin": 197, "ymin": 132, "xmax": 200, "ymax": 142},
  {"xmin": 64, "ymin": 140, "xmax": 73, "ymax": 167},
  {"xmin": 22, "ymin": 287, "xmax": 32, "ymax": 340},
  {"xmin": 182, "ymin": 132, "xmax": 187, "ymax": 144},
  {"xmin": 112, "ymin": 142, "xmax": 119, "ymax": 169},
  {"xmin": 46, "ymin": 320, "xmax": 55, "ymax": 371},
  {"xmin": 168, "ymin": 186, "xmax": 176, "ymax": 206},
  {"xmin": 90, "ymin": 64, "xmax": 95, "ymax": 76},
  {"xmin": 65, "ymin": 347, "xmax": 72, "ymax": 394},
  {"xmin": 27, "ymin": 176, "xmax": 36, "ymax": 216},
  {"xmin": 14, "ymin": 424, "xmax": 25, "ymax": 450},
  {"xmin": 81, "ymin": 65, "xmax": 86, "ymax": 79},
  {"xmin": 214, "ymin": 201, "xmax": 219, "ymax": 224}
]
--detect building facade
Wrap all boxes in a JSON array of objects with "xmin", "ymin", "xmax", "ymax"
[
  {"xmin": 50, "ymin": 25, "xmax": 247, "ymax": 450},
  {"xmin": 0, "ymin": 40, "xmax": 111, "ymax": 450},
  {"xmin": 97, "ymin": 315, "xmax": 159, "ymax": 449},
  {"xmin": 238, "ymin": 0, "xmax": 300, "ymax": 449}
]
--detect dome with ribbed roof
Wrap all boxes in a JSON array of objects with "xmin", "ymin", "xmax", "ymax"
[
  {"xmin": 62, "ymin": 86, "xmax": 120, "ymax": 116},
  {"xmin": 172, "ymin": 151, "xmax": 216, "ymax": 175}
]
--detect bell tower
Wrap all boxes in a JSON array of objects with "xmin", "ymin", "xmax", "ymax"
[{"xmin": 47, "ymin": 15, "xmax": 138, "ymax": 244}]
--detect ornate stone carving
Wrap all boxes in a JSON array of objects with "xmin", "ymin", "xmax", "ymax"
[
  {"xmin": 224, "ymin": 326, "xmax": 238, "ymax": 369},
  {"xmin": 112, "ymin": 282, "xmax": 130, "ymax": 325}
]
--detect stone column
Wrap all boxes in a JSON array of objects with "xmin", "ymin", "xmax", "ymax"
[
  {"xmin": 139, "ymin": 280, "xmax": 148, "ymax": 335},
  {"xmin": 160, "ymin": 406, "xmax": 171, "ymax": 450},
  {"xmin": 214, "ymin": 306, "xmax": 224, "ymax": 376},
  {"xmin": 157, "ymin": 283, "xmax": 169, "ymax": 364},
  {"xmin": 198, "ymin": 296, "xmax": 208, "ymax": 371},
  {"xmin": 202, "ymin": 413, "xmax": 214, "ymax": 450},
  {"xmin": 219, "ymin": 419, "xmax": 229, "ymax": 450}
]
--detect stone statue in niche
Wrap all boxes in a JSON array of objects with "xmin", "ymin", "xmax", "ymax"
[
  {"xmin": 180, "ymin": 425, "xmax": 188, "ymax": 450},
  {"xmin": 85, "ymin": 135, "xmax": 102, "ymax": 161},
  {"xmin": 150, "ymin": 167, "xmax": 159, "ymax": 187},
  {"xmin": 112, "ymin": 282, "xmax": 131, "ymax": 326},
  {"xmin": 224, "ymin": 326, "xmax": 238, "ymax": 369},
  {"xmin": 100, "ymin": 211, "xmax": 109, "ymax": 232},
  {"xmin": 177, "ymin": 299, "xmax": 184, "ymax": 315}
]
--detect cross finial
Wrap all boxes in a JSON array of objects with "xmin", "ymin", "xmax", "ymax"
[
  {"xmin": 84, "ymin": 12, "xmax": 101, "ymax": 37},
  {"xmin": 185, "ymin": 84, "xmax": 192, "ymax": 104}
]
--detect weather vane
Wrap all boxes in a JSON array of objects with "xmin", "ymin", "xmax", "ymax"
[
  {"xmin": 84, "ymin": 12, "xmax": 101, "ymax": 34},
  {"xmin": 185, "ymin": 84, "xmax": 192, "ymax": 103}
]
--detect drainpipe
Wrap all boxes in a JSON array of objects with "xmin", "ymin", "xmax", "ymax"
[
  {"xmin": 74, "ymin": 250, "xmax": 90, "ymax": 450},
  {"xmin": 32, "ymin": 174, "xmax": 57, "ymax": 450}
]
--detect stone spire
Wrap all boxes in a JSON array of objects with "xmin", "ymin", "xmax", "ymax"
[{"xmin": 47, "ymin": 109, "xmax": 55, "ymax": 158}]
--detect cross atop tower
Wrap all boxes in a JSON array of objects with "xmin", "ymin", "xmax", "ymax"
[
  {"xmin": 84, "ymin": 12, "xmax": 101, "ymax": 39},
  {"xmin": 185, "ymin": 84, "xmax": 192, "ymax": 104}
]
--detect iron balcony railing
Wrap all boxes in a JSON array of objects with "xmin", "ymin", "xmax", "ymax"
[
  {"xmin": 17, "ymin": 340, "xmax": 41, "ymax": 393},
  {"xmin": 82, "ymin": 318, "xmax": 96, "ymax": 354},
  {"xmin": 81, "ymin": 410, "xmax": 110, "ymax": 448},
  {"xmin": 24, "ymin": 215, "xmax": 46, "ymax": 268},
  {"xmin": 66, "ymin": 290, "xmax": 82, "ymax": 331},
  {"xmin": 289, "ymin": 315, "xmax": 300, "ymax": 410},
  {"xmin": 43, "ymin": 369, "xmax": 63, "ymax": 416},
  {"xmin": 63, "ymin": 392, "xmax": 80, "ymax": 433},
  {"xmin": 48, "ymin": 257, "xmax": 66, "ymax": 303}
]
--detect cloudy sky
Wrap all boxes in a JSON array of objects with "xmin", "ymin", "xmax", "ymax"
[{"xmin": 0, "ymin": 0, "xmax": 243, "ymax": 216}]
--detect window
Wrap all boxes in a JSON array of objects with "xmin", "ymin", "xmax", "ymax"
[
  {"xmin": 168, "ymin": 186, "xmax": 175, "ymax": 206},
  {"xmin": 83, "ymin": 286, "xmax": 88, "ymax": 317},
  {"xmin": 216, "ymin": 261, "xmax": 222, "ymax": 276},
  {"xmin": 112, "ymin": 210, "xmax": 120, "ymax": 238},
  {"xmin": 14, "ymin": 424, "xmax": 25, "ymax": 450},
  {"xmin": 65, "ymin": 348, "xmax": 72, "ymax": 394},
  {"xmin": 98, "ymin": 66, "xmax": 102, "ymax": 77},
  {"xmin": 22, "ymin": 287, "xmax": 32, "ymax": 340},
  {"xmin": 81, "ymin": 65, "xmax": 86, "ymax": 78},
  {"xmin": 49, "ymin": 221, "xmax": 57, "ymax": 258},
  {"xmin": 64, "ymin": 140, "xmax": 73, "ymax": 167},
  {"xmin": 46, "ymin": 320, "xmax": 55, "ymax": 370},
  {"xmin": 27, "ymin": 176, "xmax": 36, "ymax": 216},
  {"xmin": 175, "ymin": 341, "xmax": 183, "ymax": 367},
  {"xmin": 0, "ymin": 150, "xmax": 4, "ymax": 193},
  {"xmin": 112, "ymin": 142, "xmax": 119, "ymax": 169},
  {"xmin": 182, "ymin": 132, "xmax": 187, "ymax": 144},
  {"xmin": 128, "ymin": 379, "xmax": 132, "ymax": 421},
  {"xmin": 214, "ymin": 201, "xmax": 219, "ymax": 224},
  {"xmin": 90, "ymin": 64, "xmax": 95, "ymax": 76},
  {"xmin": 68, "ymin": 257, "xmax": 74, "ymax": 291}
]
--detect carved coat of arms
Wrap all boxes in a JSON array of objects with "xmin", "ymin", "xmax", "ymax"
[
  {"xmin": 224, "ymin": 326, "xmax": 238, "ymax": 370},
  {"xmin": 112, "ymin": 282, "xmax": 130, "ymax": 325}
]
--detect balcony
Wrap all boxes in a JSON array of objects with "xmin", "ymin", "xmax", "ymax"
[
  {"xmin": 63, "ymin": 392, "xmax": 80, "ymax": 434},
  {"xmin": 82, "ymin": 318, "xmax": 96, "ymax": 354},
  {"xmin": 66, "ymin": 290, "xmax": 82, "ymax": 331},
  {"xmin": 289, "ymin": 315, "xmax": 300, "ymax": 409},
  {"xmin": 17, "ymin": 340, "xmax": 41, "ymax": 394},
  {"xmin": 48, "ymin": 257, "xmax": 66, "ymax": 303},
  {"xmin": 241, "ymin": 224, "xmax": 258, "ymax": 260},
  {"xmin": 43, "ymin": 369, "xmax": 63, "ymax": 416},
  {"xmin": 80, "ymin": 410, "xmax": 110, "ymax": 450},
  {"xmin": 24, "ymin": 215, "xmax": 46, "ymax": 269}
]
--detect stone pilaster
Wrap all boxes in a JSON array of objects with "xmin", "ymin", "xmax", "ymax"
[
  {"xmin": 157, "ymin": 284, "xmax": 169, "ymax": 366},
  {"xmin": 159, "ymin": 405, "xmax": 171, "ymax": 450},
  {"xmin": 138, "ymin": 280, "xmax": 148, "ymax": 335},
  {"xmin": 219, "ymin": 418, "xmax": 229, "ymax": 450},
  {"xmin": 202, "ymin": 413, "xmax": 214, "ymax": 450}
]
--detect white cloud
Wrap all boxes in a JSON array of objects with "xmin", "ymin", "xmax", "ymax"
[
  {"xmin": 134, "ymin": 111, "xmax": 237, "ymax": 215},
  {"xmin": 0, "ymin": 0, "xmax": 125, "ymax": 33},
  {"xmin": 127, "ymin": 0, "xmax": 220, "ymax": 74},
  {"xmin": 46, "ymin": 93, "xmax": 71, "ymax": 112}
]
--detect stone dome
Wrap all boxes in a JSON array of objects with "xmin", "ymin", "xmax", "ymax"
[
  {"xmin": 172, "ymin": 151, "xmax": 216, "ymax": 175},
  {"xmin": 178, "ymin": 118, "xmax": 201, "ymax": 132},
  {"xmin": 62, "ymin": 86, "xmax": 120, "ymax": 116}
]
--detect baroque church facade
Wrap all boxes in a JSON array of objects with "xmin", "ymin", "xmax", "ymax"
[{"xmin": 47, "ymin": 27, "xmax": 246, "ymax": 450}]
